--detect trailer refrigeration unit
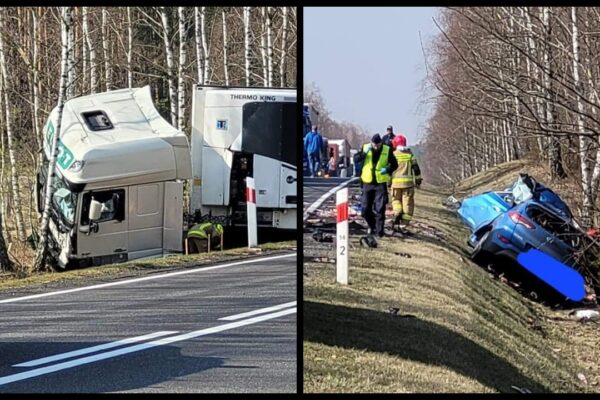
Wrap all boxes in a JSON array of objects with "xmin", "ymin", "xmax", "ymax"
[
  {"xmin": 190, "ymin": 85, "xmax": 297, "ymax": 230},
  {"xmin": 36, "ymin": 86, "xmax": 191, "ymax": 269}
]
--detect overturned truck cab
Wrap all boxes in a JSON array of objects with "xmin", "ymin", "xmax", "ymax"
[{"xmin": 36, "ymin": 86, "xmax": 191, "ymax": 269}]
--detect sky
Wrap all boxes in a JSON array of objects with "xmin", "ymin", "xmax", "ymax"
[{"xmin": 304, "ymin": 7, "xmax": 440, "ymax": 145}]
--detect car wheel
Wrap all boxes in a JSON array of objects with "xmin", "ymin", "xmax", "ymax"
[{"xmin": 469, "ymin": 230, "xmax": 491, "ymax": 261}]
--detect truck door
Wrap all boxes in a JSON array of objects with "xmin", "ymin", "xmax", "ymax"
[
  {"xmin": 77, "ymin": 188, "xmax": 129, "ymax": 260},
  {"xmin": 128, "ymin": 183, "xmax": 164, "ymax": 259}
]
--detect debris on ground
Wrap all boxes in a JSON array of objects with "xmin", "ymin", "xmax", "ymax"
[
  {"xmin": 387, "ymin": 307, "xmax": 416, "ymax": 318},
  {"xmin": 569, "ymin": 309, "xmax": 600, "ymax": 323},
  {"xmin": 394, "ymin": 252, "xmax": 412, "ymax": 259},
  {"xmin": 359, "ymin": 235, "xmax": 377, "ymax": 248},
  {"xmin": 578, "ymin": 373, "xmax": 588, "ymax": 385},
  {"xmin": 511, "ymin": 385, "xmax": 532, "ymax": 393},
  {"xmin": 306, "ymin": 256, "xmax": 336, "ymax": 264},
  {"xmin": 312, "ymin": 230, "xmax": 334, "ymax": 243}
]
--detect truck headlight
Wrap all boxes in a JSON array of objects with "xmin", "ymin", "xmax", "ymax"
[{"xmin": 69, "ymin": 160, "xmax": 85, "ymax": 172}]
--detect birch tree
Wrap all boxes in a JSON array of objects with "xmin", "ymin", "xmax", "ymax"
[
  {"xmin": 0, "ymin": 10, "xmax": 26, "ymax": 243},
  {"xmin": 280, "ymin": 7, "xmax": 288, "ymax": 87},
  {"xmin": 102, "ymin": 7, "xmax": 111, "ymax": 91},
  {"xmin": 194, "ymin": 7, "xmax": 205, "ymax": 85},
  {"xmin": 127, "ymin": 7, "xmax": 134, "ymax": 89},
  {"xmin": 222, "ymin": 8, "xmax": 229, "ymax": 86},
  {"xmin": 82, "ymin": 7, "xmax": 98, "ymax": 94},
  {"xmin": 259, "ymin": 7, "xmax": 268, "ymax": 86},
  {"xmin": 177, "ymin": 6, "xmax": 187, "ymax": 131},
  {"xmin": 244, "ymin": 6, "xmax": 251, "ymax": 86},
  {"xmin": 34, "ymin": 6, "xmax": 72, "ymax": 271},
  {"xmin": 200, "ymin": 7, "xmax": 210, "ymax": 83},
  {"xmin": 266, "ymin": 6, "xmax": 273, "ymax": 87},
  {"xmin": 159, "ymin": 6, "xmax": 178, "ymax": 126}
]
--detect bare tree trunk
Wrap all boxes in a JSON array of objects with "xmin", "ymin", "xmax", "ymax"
[
  {"xmin": 32, "ymin": 9, "xmax": 42, "ymax": 161},
  {"xmin": 159, "ymin": 6, "xmax": 178, "ymax": 126},
  {"xmin": 102, "ymin": 7, "xmax": 111, "ymax": 91},
  {"xmin": 541, "ymin": 7, "xmax": 566, "ymax": 179},
  {"xmin": 260, "ymin": 7, "xmax": 268, "ymax": 86},
  {"xmin": 0, "ymin": 10, "xmax": 26, "ymax": 243},
  {"xmin": 200, "ymin": 7, "xmax": 210, "ymax": 84},
  {"xmin": 244, "ymin": 7, "xmax": 251, "ymax": 86},
  {"xmin": 266, "ymin": 6, "xmax": 273, "ymax": 87},
  {"xmin": 280, "ymin": 7, "xmax": 288, "ymax": 87},
  {"xmin": 34, "ymin": 6, "xmax": 72, "ymax": 271},
  {"xmin": 177, "ymin": 7, "xmax": 187, "ymax": 131},
  {"xmin": 571, "ymin": 7, "xmax": 592, "ymax": 224},
  {"xmin": 194, "ymin": 7, "xmax": 205, "ymax": 85},
  {"xmin": 81, "ymin": 8, "xmax": 88, "ymax": 93},
  {"xmin": 222, "ymin": 9, "xmax": 229, "ymax": 86},
  {"xmin": 127, "ymin": 7, "xmax": 133, "ymax": 89},
  {"xmin": 83, "ymin": 7, "xmax": 98, "ymax": 94},
  {"xmin": 67, "ymin": 8, "xmax": 75, "ymax": 99}
]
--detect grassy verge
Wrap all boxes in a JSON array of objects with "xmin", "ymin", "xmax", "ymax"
[
  {"xmin": 304, "ymin": 166, "xmax": 588, "ymax": 393},
  {"xmin": 0, "ymin": 240, "xmax": 295, "ymax": 291}
]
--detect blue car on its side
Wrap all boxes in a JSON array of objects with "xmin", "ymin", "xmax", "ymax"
[{"xmin": 457, "ymin": 181, "xmax": 584, "ymax": 269}]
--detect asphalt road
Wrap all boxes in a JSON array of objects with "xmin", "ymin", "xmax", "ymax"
[
  {"xmin": 303, "ymin": 177, "xmax": 359, "ymax": 220},
  {"xmin": 0, "ymin": 253, "xmax": 297, "ymax": 393}
]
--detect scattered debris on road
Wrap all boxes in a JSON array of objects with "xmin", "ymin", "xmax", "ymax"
[
  {"xmin": 511, "ymin": 385, "xmax": 532, "ymax": 393},
  {"xmin": 569, "ymin": 309, "xmax": 600, "ymax": 324},
  {"xmin": 306, "ymin": 256, "xmax": 336, "ymax": 264},
  {"xmin": 359, "ymin": 236, "xmax": 377, "ymax": 248},
  {"xmin": 312, "ymin": 230, "xmax": 334, "ymax": 243}
]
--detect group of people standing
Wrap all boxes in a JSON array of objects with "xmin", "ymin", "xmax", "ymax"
[
  {"xmin": 304, "ymin": 125, "xmax": 339, "ymax": 178},
  {"xmin": 353, "ymin": 125, "xmax": 422, "ymax": 238}
]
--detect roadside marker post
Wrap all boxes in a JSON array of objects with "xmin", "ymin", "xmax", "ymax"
[
  {"xmin": 246, "ymin": 177, "xmax": 258, "ymax": 248},
  {"xmin": 336, "ymin": 188, "xmax": 349, "ymax": 285}
]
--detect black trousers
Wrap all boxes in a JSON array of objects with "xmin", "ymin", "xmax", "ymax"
[{"xmin": 361, "ymin": 183, "xmax": 388, "ymax": 235}]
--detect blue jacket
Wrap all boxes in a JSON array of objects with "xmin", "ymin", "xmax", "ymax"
[{"xmin": 304, "ymin": 131, "xmax": 323, "ymax": 155}]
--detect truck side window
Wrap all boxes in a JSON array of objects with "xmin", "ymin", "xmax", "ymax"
[{"xmin": 80, "ymin": 189, "xmax": 125, "ymax": 225}]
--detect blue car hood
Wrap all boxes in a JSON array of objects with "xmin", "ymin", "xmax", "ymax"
[{"xmin": 457, "ymin": 192, "xmax": 511, "ymax": 232}]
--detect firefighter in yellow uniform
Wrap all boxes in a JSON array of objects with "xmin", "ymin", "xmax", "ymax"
[{"xmin": 390, "ymin": 135, "xmax": 422, "ymax": 234}]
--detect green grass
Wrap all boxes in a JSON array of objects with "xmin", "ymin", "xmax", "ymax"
[
  {"xmin": 304, "ymin": 165, "xmax": 587, "ymax": 393},
  {"xmin": 0, "ymin": 240, "xmax": 295, "ymax": 291}
]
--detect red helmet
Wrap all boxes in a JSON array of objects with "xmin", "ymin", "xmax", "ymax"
[{"xmin": 392, "ymin": 134, "xmax": 407, "ymax": 148}]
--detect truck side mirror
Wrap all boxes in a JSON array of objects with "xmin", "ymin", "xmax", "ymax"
[{"xmin": 89, "ymin": 199, "xmax": 102, "ymax": 221}]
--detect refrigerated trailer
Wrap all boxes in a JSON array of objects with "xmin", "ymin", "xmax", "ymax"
[
  {"xmin": 190, "ymin": 85, "xmax": 297, "ymax": 230},
  {"xmin": 36, "ymin": 86, "xmax": 191, "ymax": 268}
]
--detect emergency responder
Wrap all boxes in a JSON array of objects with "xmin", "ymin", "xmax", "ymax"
[
  {"xmin": 187, "ymin": 222, "xmax": 224, "ymax": 252},
  {"xmin": 354, "ymin": 133, "xmax": 398, "ymax": 237},
  {"xmin": 390, "ymin": 135, "xmax": 422, "ymax": 234},
  {"xmin": 382, "ymin": 125, "xmax": 407, "ymax": 148}
]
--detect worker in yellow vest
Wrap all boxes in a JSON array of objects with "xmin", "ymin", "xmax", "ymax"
[
  {"xmin": 390, "ymin": 135, "xmax": 422, "ymax": 234},
  {"xmin": 353, "ymin": 134, "xmax": 398, "ymax": 237}
]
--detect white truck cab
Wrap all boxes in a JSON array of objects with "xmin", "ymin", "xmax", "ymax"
[{"xmin": 36, "ymin": 86, "xmax": 191, "ymax": 268}]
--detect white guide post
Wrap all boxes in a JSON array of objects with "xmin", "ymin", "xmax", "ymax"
[
  {"xmin": 336, "ymin": 187, "xmax": 349, "ymax": 285},
  {"xmin": 246, "ymin": 177, "xmax": 258, "ymax": 248}
]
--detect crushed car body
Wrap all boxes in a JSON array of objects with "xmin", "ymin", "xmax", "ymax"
[{"xmin": 456, "ymin": 173, "xmax": 591, "ymax": 301}]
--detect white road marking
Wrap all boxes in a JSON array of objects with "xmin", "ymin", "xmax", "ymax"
[
  {"xmin": 0, "ymin": 253, "xmax": 295, "ymax": 305},
  {"xmin": 218, "ymin": 301, "xmax": 297, "ymax": 321},
  {"xmin": 0, "ymin": 307, "xmax": 296, "ymax": 387},
  {"xmin": 303, "ymin": 177, "xmax": 358, "ymax": 221},
  {"xmin": 14, "ymin": 331, "xmax": 179, "ymax": 368}
]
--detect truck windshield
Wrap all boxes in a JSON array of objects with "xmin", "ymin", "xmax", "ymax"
[{"xmin": 52, "ymin": 178, "xmax": 78, "ymax": 226}]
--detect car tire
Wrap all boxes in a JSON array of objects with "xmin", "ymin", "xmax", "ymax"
[{"xmin": 469, "ymin": 230, "xmax": 491, "ymax": 261}]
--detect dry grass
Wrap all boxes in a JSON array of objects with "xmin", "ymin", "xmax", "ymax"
[
  {"xmin": 304, "ymin": 163, "xmax": 592, "ymax": 393},
  {"xmin": 0, "ymin": 240, "xmax": 295, "ymax": 291}
]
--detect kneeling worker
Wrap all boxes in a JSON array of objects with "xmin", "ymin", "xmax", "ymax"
[
  {"xmin": 354, "ymin": 134, "xmax": 398, "ymax": 237},
  {"xmin": 390, "ymin": 135, "xmax": 422, "ymax": 234}
]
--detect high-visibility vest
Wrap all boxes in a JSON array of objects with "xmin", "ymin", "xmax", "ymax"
[
  {"xmin": 361, "ymin": 144, "xmax": 391, "ymax": 184},
  {"xmin": 392, "ymin": 150, "xmax": 420, "ymax": 188},
  {"xmin": 187, "ymin": 222, "xmax": 224, "ymax": 240}
]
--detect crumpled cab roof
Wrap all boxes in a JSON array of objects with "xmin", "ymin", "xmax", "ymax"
[{"xmin": 42, "ymin": 86, "xmax": 191, "ymax": 189}]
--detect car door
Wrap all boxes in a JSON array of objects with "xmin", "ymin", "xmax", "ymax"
[{"xmin": 77, "ymin": 188, "xmax": 128, "ymax": 259}]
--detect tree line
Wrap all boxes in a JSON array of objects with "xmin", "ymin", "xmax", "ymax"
[
  {"xmin": 0, "ymin": 6, "xmax": 296, "ymax": 272},
  {"xmin": 420, "ymin": 7, "xmax": 600, "ymax": 225},
  {"xmin": 303, "ymin": 83, "xmax": 370, "ymax": 151}
]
